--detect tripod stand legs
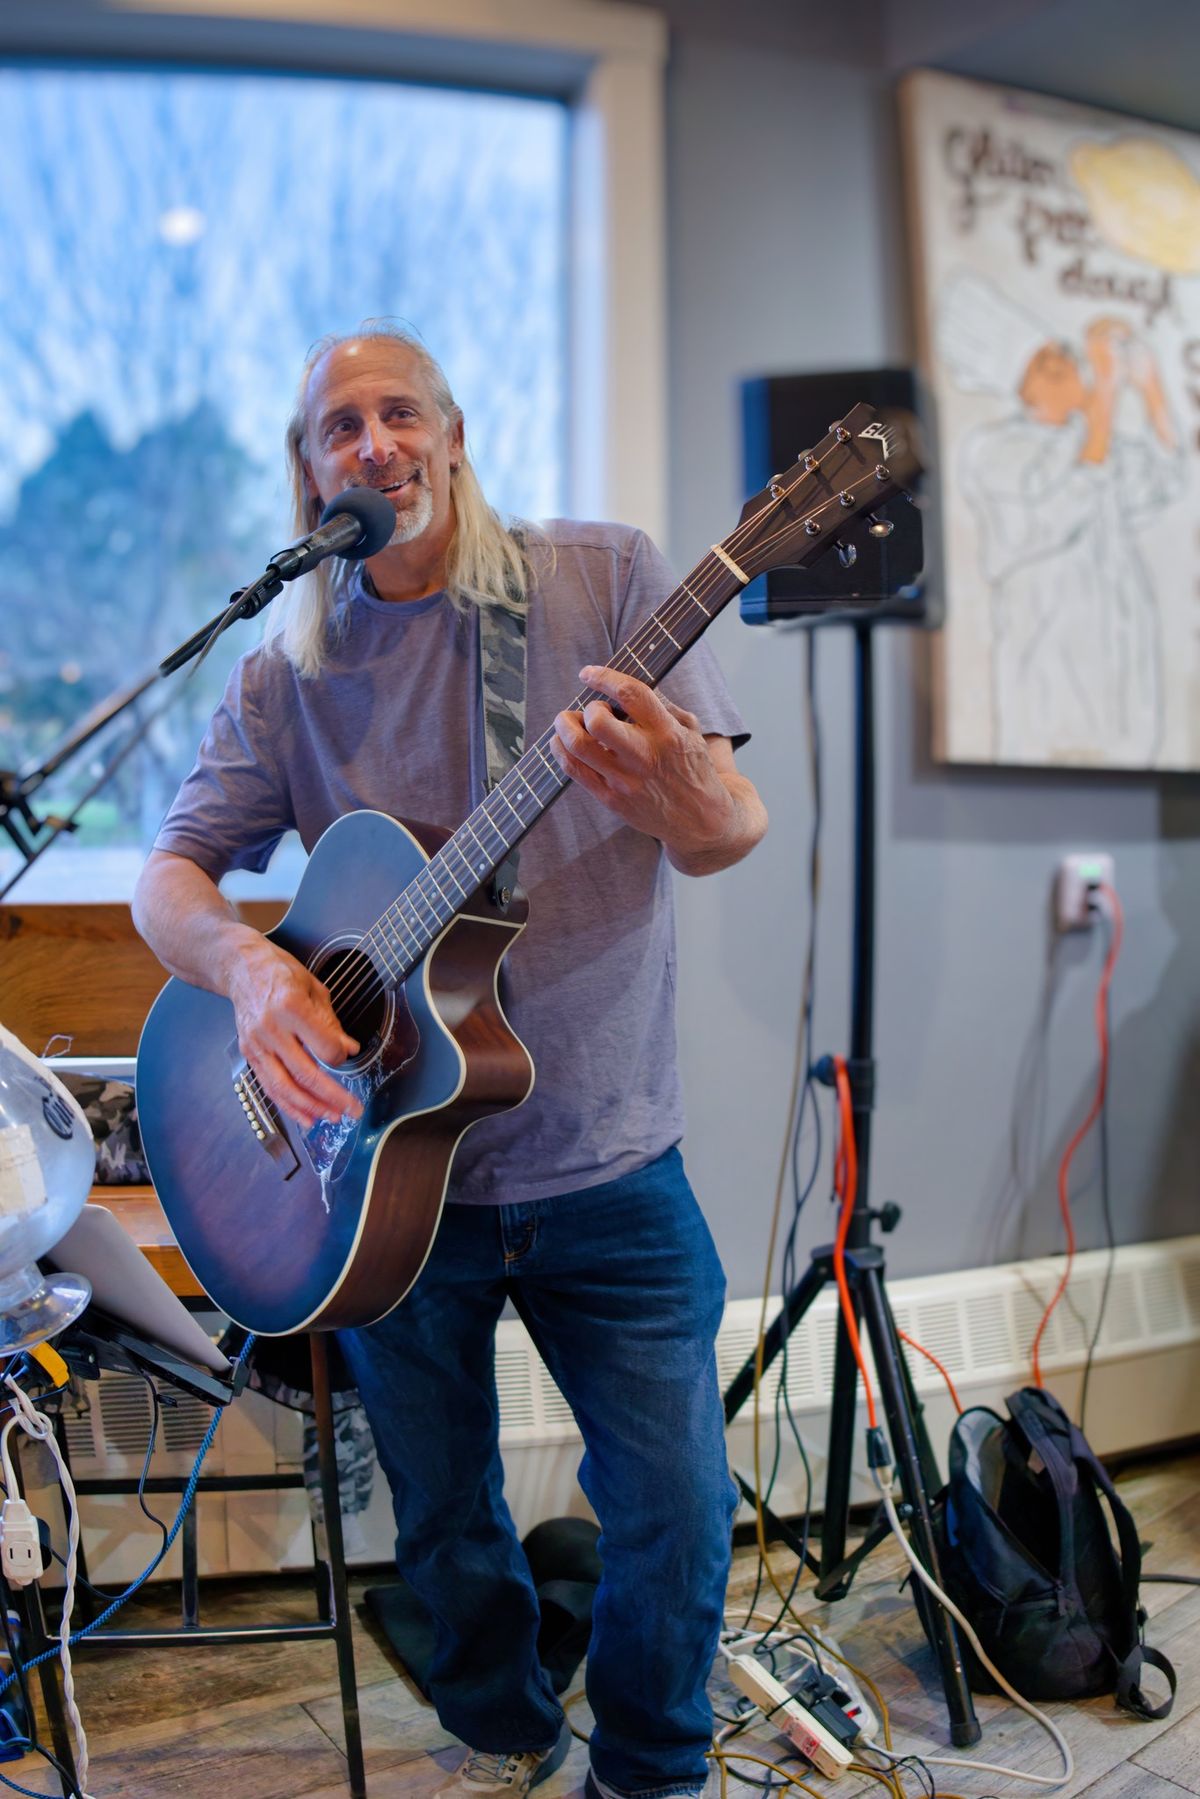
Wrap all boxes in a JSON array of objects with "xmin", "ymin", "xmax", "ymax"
[
  {"xmin": 856, "ymin": 1263, "xmax": 980, "ymax": 1747},
  {"xmin": 816, "ymin": 1307, "xmax": 862, "ymax": 1597},
  {"xmin": 723, "ymin": 1241, "xmax": 981, "ymax": 1748}
]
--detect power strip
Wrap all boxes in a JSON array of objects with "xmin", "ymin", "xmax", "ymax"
[{"xmin": 727, "ymin": 1655, "xmax": 854, "ymax": 1779}]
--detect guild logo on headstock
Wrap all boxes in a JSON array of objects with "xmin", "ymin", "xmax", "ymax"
[{"xmin": 858, "ymin": 420, "xmax": 901, "ymax": 460}]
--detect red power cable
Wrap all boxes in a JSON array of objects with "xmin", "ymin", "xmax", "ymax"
[
  {"xmin": 831, "ymin": 1062, "xmax": 960, "ymax": 1432},
  {"xmin": 831, "ymin": 1055, "xmax": 878, "ymax": 1429},
  {"xmin": 1030, "ymin": 881, "xmax": 1125, "ymax": 1388},
  {"xmin": 897, "ymin": 1330, "xmax": 964, "ymax": 1414}
]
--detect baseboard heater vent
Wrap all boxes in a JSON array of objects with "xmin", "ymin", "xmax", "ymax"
[
  {"xmin": 47, "ymin": 1235, "xmax": 1200, "ymax": 1579},
  {"xmin": 493, "ymin": 1234, "xmax": 1200, "ymax": 1511}
]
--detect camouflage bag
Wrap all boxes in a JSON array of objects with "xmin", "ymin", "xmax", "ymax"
[{"xmin": 56, "ymin": 1075, "xmax": 149, "ymax": 1184}]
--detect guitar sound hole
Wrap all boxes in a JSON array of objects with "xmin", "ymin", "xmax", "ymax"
[{"xmin": 320, "ymin": 947, "xmax": 391, "ymax": 1060}]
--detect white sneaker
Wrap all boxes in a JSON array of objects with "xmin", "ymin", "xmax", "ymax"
[{"xmin": 435, "ymin": 1719, "xmax": 571, "ymax": 1799}]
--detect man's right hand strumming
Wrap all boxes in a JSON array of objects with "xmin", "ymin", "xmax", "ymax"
[
  {"xmin": 133, "ymin": 848, "xmax": 361, "ymax": 1130},
  {"xmin": 228, "ymin": 937, "xmax": 361, "ymax": 1130}
]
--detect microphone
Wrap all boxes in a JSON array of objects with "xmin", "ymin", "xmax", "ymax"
[
  {"xmin": 157, "ymin": 486, "xmax": 399, "ymax": 676},
  {"xmin": 268, "ymin": 486, "xmax": 397, "ymax": 582}
]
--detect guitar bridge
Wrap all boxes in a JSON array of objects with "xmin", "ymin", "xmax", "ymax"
[{"xmin": 230, "ymin": 1057, "xmax": 299, "ymax": 1175}]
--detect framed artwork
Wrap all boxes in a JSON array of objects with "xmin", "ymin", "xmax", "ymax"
[{"xmin": 900, "ymin": 69, "xmax": 1200, "ymax": 769}]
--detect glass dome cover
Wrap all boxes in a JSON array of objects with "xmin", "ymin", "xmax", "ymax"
[{"xmin": 0, "ymin": 1022, "xmax": 93, "ymax": 1354}]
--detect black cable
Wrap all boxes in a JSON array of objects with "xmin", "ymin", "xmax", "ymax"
[
  {"xmin": 762, "ymin": 1628, "xmax": 823, "ymax": 1672},
  {"xmin": 0, "ymin": 1599, "xmax": 83, "ymax": 1799},
  {"xmin": 1079, "ymin": 909, "xmax": 1116, "ymax": 1437},
  {"xmin": 40, "ymin": 1373, "xmax": 167, "ymax": 1607},
  {"xmin": 0, "ymin": 1379, "xmax": 85, "ymax": 1798},
  {"xmin": 713, "ymin": 1706, "xmax": 756, "ymax": 1728},
  {"xmin": 894, "ymin": 1755, "xmax": 936, "ymax": 1798},
  {"xmin": 45, "ymin": 1551, "xmax": 140, "ymax": 1608},
  {"xmin": 134, "ymin": 1372, "xmax": 169, "ymax": 1557},
  {"xmin": 861, "ymin": 1743, "xmax": 938, "ymax": 1798},
  {"xmin": 741, "ymin": 630, "xmax": 823, "ymax": 1640},
  {"xmin": 0, "ymin": 1751, "xmax": 83, "ymax": 1799},
  {"xmin": 712, "ymin": 1748, "xmax": 801, "ymax": 1794},
  {"xmin": 1143, "ymin": 1573, "xmax": 1200, "ymax": 1586}
]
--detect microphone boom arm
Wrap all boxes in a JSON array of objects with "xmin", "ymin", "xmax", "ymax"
[
  {"xmin": 1, "ymin": 486, "xmax": 394, "ymax": 897},
  {"xmin": 157, "ymin": 567, "xmax": 283, "ymax": 677}
]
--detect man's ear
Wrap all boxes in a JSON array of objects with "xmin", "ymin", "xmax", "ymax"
[
  {"xmin": 301, "ymin": 455, "xmax": 318, "ymax": 502},
  {"xmin": 449, "ymin": 412, "xmax": 465, "ymax": 469}
]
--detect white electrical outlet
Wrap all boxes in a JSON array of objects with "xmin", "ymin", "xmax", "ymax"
[{"xmin": 1055, "ymin": 853, "xmax": 1114, "ymax": 931}]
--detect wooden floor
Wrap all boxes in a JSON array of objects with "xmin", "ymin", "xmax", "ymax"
[{"xmin": 8, "ymin": 1451, "xmax": 1199, "ymax": 1798}]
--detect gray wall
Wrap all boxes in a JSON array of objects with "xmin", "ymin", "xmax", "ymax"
[{"xmin": 664, "ymin": 11, "xmax": 1200, "ymax": 1293}]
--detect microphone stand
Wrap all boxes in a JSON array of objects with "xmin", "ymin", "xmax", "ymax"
[
  {"xmin": 2, "ymin": 489, "xmax": 392, "ymax": 893},
  {"xmin": 158, "ymin": 568, "xmax": 282, "ymax": 677},
  {"xmin": 0, "ymin": 572, "xmax": 281, "ymax": 902}
]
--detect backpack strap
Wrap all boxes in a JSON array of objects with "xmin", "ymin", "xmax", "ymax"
[
  {"xmin": 477, "ymin": 563, "xmax": 528, "ymax": 914},
  {"xmin": 1069, "ymin": 1431, "xmax": 1177, "ymax": 1720},
  {"xmin": 1008, "ymin": 1389, "xmax": 1177, "ymax": 1721},
  {"xmin": 1005, "ymin": 1389, "xmax": 1079, "ymax": 1596},
  {"xmin": 1115, "ymin": 1643, "xmax": 1177, "ymax": 1722}
]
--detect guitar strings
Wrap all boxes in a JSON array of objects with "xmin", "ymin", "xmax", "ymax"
[
  {"xmin": 304, "ymin": 449, "xmax": 891, "ymax": 1044},
  {"xmin": 239, "ymin": 439, "xmax": 898, "ymax": 1124}
]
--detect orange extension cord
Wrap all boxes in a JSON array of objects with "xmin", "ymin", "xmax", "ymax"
[
  {"xmin": 831, "ymin": 1057, "xmax": 964, "ymax": 1421},
  {"xmin": 831, "ymin": 1055, "xmax": 877, "ymax": 1429},
  {"xmin": 1029, "ymin": 881, "xmax": 1125, "ymax": 1388},
  {"xmin": 897, "ymin": 1331, "xmax": 963, "ymax": 1414}
]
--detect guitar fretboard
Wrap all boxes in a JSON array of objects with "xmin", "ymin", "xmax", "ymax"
[{"xmin": 359, "ymin": 547, "xmax": 745, "ymax": 986}]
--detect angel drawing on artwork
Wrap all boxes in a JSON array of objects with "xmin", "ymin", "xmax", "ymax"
[{"xmin": 937, "ymin": 270, "xmax": 1182, "ymax": 765}]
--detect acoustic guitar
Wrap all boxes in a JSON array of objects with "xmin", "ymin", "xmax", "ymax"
[{"xmin": 136, "ymin": 406, "xmax": 922, "ymax": 1334}]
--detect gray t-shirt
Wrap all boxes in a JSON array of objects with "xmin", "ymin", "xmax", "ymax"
[{"xmin": 155, "ymin": 519, "xmax": 747, "ymax": 1204}]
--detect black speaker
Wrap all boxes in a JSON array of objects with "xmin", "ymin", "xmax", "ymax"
[{"xmin": 740, "ymin": 367, "xmax": 933, "ymax": 624}]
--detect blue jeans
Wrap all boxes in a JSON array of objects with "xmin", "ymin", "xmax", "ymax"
[{"xmin": 338, "ymin": 1147, "xmax": 737, "ymax": 1796}]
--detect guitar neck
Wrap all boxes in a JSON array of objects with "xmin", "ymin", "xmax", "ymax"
[{"xmin": 361, "ymin": 544, "xmax": 746, "ymax": 983}]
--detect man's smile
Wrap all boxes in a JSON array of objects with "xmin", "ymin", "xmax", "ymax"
[{"xmin": 374, "ymin": 470, "xmax": 420, "ymax": 496}]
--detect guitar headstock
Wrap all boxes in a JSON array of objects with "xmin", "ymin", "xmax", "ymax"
[{"xmin": 731, "ymin": 405, "xmax": 923, "ymax": 583}]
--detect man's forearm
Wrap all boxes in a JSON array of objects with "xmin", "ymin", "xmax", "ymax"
[
  {"xmin": 132, "ymin": 851, "xmax": 262, "ymax": 996},
  {"xmin": 666, "ymin": 773, "xmax": 768, "ymax": 878}
]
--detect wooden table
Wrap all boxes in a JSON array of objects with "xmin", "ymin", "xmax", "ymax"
[{"xmin": 85, "ymin": 1183, "xmax": 206, "ymax": 1298}]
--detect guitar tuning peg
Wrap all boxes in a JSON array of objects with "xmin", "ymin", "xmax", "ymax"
[
  {"xmin": 832, "ymin": 424, "xmax": 851, "ymax": 443},
  {"xmin": 867, "ymin": 515, "xmax": 895, "ymax": 539},
  {"xmin": 836, "ymin": 541, "xmax": 858, "ymax": 569},
  {"xmin": 768, "ymin": 474, "xmax": 787, "ymax": 498}
]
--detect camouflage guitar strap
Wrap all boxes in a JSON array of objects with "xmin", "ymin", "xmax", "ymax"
[{"xmin": 476, "ymin": 554, "xmax": 527, "ymax": 914}]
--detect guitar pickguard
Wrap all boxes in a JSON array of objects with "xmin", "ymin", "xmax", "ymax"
[
  {"xmin": 300, "ymin": 972, "xmax": 421, "ymax": 1209},
  {"xmin": 301, "ymin": 1067, "xmax": 379, "ymax": 1210}
]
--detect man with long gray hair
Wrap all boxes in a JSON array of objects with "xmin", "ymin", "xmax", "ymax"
[{"xmin": 134, "ymin": 325, "xmax": 766, "ymax": 1799}]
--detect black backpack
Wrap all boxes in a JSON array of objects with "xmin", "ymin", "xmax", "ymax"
[{"xmin": 935, "ymin": 1386, "xmax": 1175, "ymax": 1720}]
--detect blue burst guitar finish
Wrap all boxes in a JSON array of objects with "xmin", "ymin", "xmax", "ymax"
[{"xmin": 138, "ymin": 811, "xmax": 532, "ymax": 1334}]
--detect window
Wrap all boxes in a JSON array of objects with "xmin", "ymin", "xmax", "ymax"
[{"xmin": 0, "ymin": 63, "xmax": 567, "ymax": 898}]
